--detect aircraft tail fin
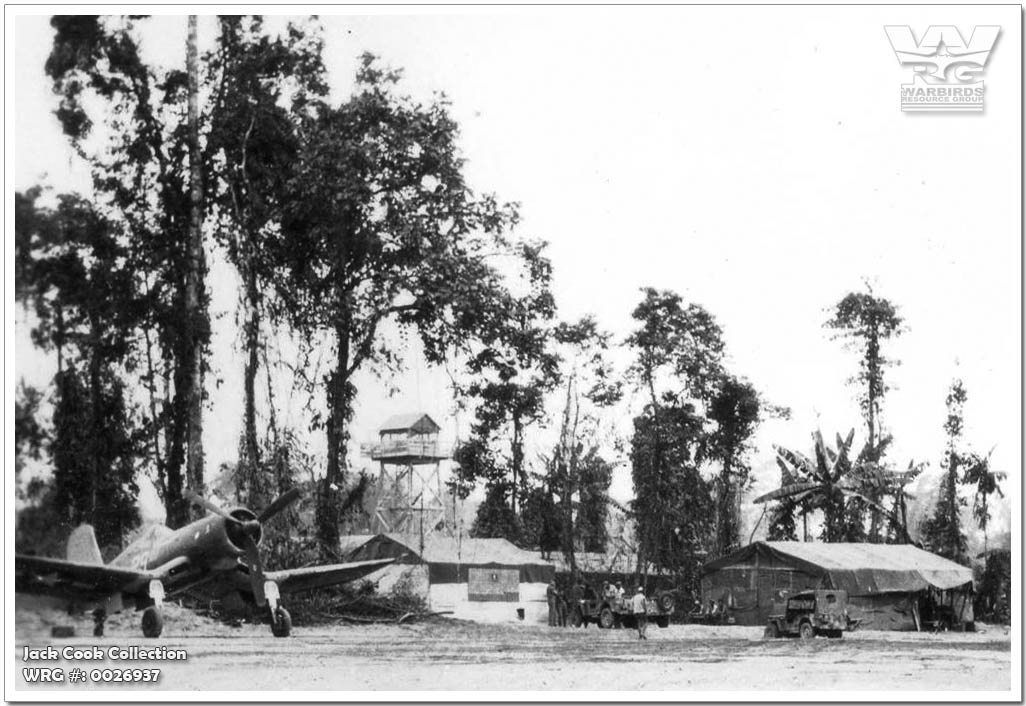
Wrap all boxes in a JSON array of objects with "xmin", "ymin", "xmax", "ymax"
[{"xmin": 66, "ymin": 525, "xmax": 104, "ymax": 565}]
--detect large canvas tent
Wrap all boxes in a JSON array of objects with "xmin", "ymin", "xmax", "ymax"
[
  {"xmin": 339, "ymin": 534, "xmax": 555, "ymax": 622},
  {"xmin": 701, "ymin": 541, "xmax": 975, "ymax": 630}
]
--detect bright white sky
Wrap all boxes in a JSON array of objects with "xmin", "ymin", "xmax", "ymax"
[{"xmin": 10, "ymin": 8, "xmax": 1021, "ymax": 542}]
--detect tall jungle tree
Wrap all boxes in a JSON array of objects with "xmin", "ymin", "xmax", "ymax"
[
  {"xmin": 272, "ymin": 54, "xmax": 520, "ymax": 558},
  {"xmin": 46, "ymin": 15, "xmax": 211, "ymax": 526},
  {"xmin": 458, "ymin": 241, "xmax": 561, "ymax": 518},
  {"xmin": 204, "ymin": 15, "xmax": 329, "ymax": 509},
  {"xmin": 825, "ymin": 286, "xmax": 903, "ymax": 541},
  {"xmin": 626, "ymin": 288, "xmax": 724, "ymax": 584},
  {"xmin": 921, "ymin": 379, "xmax": 970, "ymax": 563},
  {"xmin": 540, "ymin": 317, "xmax": 622, "ymax": 575},
  {"xmin": 16, "ymin": 190, "xmax": 143, "ymax": 548},
  {"xmin": 707, "ymin": 375, "xmax": 762, "ymax": 556}
]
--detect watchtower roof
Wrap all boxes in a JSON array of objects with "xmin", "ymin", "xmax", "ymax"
[{"xmin": 379, "ymin": 413, "xmax": 440, "ymax": 436}]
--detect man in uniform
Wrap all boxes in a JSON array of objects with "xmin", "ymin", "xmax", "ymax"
[
  {"xmin": 547, "ymin": 581, "xmax": 557, "ymax": 627},
  {"xmin": 631, "ymin": 586, "xmax": 648, "ymax": 640}
]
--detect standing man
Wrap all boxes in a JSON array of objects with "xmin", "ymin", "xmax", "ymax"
[
  {"xmin": 547, "ymin": 581, "xmax": 557, "ymax": 627},
  {"xmin": 556, "ymin": 584, "xmax": 568, "ymax": 627},
  {"xmin": 632, "ymin": 586, "xmax": 648, "ymax": 640}
]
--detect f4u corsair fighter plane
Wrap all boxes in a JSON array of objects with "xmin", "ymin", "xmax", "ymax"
[{"xmin": 15, "ymin": 489, "xmax": 393, "ymax": 638}]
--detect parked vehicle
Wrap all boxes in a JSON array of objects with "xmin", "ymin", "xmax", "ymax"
[
  {"xmin": 568, "ymin": 584, "xmax": 676, "ymax": 629},
  {"xmin": 764, "ymin": 589, "xmax": 861, "ymax": 639}
]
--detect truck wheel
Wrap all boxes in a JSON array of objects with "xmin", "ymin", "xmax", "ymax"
[
  {"xmin": 763, "ymin": 621, "xmax": 780, "ymax": 639},
  {"xmin": 798, "ymin": 621, "xmax": 814, "ymax": 641},
  {"xmin": 570, "ymin": 609, "xmax": 583, "ymax": 628},
  {"xmin": 599, "ymin": 607, "xmax": 615, "ymax": 629},
  {"xmin": 657, "ymin": 591, "xmax": 676, "ymax": 614},
  {"xmin": 656, "ymin": 615, "xmax": 670, "ymax": 629}
]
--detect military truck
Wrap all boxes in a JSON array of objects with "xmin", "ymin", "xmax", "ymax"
[
  {"xmin": 568, "ymin": 584, "xmax": 676, "ymax": 629},
  {"xmin": 764, "ymin": 589, "xmax": 861, "ymax": 639}
]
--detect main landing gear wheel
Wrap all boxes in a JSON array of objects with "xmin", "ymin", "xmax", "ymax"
[
  {"xmin": 141, "ymin": 606, "xmax": 164, "ymax": 638},
  {"xmin": 271, "ymin": 606, "xmax": 292, "ymax": 638}
]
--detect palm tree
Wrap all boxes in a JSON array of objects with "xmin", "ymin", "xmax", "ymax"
[
  {"xmin": 962, "ymin": 449, "xmax": 1006, "ymax": 554},
  {"xmin": 755, "ymin": 429, "xmax": 892, "ymax": 542}
]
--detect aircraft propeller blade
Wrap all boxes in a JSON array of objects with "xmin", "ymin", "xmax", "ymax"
[
  {"xmin": 243, "ymin": 533, "xmax": 267, "ymax": 606},
  {"xmin": 185, "ymin": 489, "xmax": 244, "ymax": 525},
  {"xmin": 258, "ymin": 487, "xmax": 303, "ymax": 524}
]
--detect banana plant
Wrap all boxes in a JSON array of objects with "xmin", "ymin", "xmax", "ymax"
[
  {"xmin": 855, "ymin": 459, "xmax": 923, "ymax": 543},
  {"xmin": 754, "ymin": 429, "xmax": 894, "ymax": 542}
]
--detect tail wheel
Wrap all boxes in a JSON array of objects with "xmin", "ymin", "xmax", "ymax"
[
  {"xmin": 798, "ymin": 621, "xmax": 814, "ymax": 641},
  {"xmin": 92, "ymin": 609, "xmax": 106, "ymax": 638},
  {"xmin": 598, "ymin": 607, "xmax": 615, "ymax": 629},
  {"xmin": 271, "ymin": 607, "xmax": 292, "ymax": 638},
  {"xmin": 141, "ymin": 607, "xmax": 163, "ymax": 638}
]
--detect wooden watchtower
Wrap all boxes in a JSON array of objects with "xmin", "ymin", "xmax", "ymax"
[{"xmin": 361, "ymin": 414, "xmax": 452, "ymax": 541}]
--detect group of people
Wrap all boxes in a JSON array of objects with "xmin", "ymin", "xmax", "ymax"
[
  {"xmin": 545, "ymin": 581, "xmax": 571, "ymax": 627},
  {"xmin": 601, "ymin": 581, "xmax": 626, "ymax": 604},
  {"xmin": 546, "ymin": 579, "xmax": 651, "ymax": 639}
]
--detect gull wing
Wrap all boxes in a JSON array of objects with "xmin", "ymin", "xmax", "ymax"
[
  {"xmin": 15, "ymin": 555, "xmax": 159, "ymax": 603},
  {"xmin": 266, "ymin": 559, "xmax": 395, "ymax": 596}
]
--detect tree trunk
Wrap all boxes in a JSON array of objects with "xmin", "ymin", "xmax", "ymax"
[
  {"xmin": 866, "ymin": 326, "xmax": 881, "ymax": 542},
  {"xmin": 87, "ymin": 326, "xmax": 102, "ymax": 527},
  {"xmin": 717, "ymin": 455, "xmax": 733, "ymax": 556},
  {"xmin": 184, "ymin": 14, "xmax": 207, "ymax": 518},
  {"xmin": 142, "ymin": 317, "xmax": 165, "ymax": 497},
  {"xmin": 241, "ymin": 263, "xmax": 263, "ymax": 506},
  {"xmin": 165, "ymin": 358, "xmax": 188, "ymax": 527},
  {"xmin": 316, "ymin": 325, "xmax": 352, "ymax": 560},
  {"xmin": 511, "ymin": 414, "xmax": 523, "ymax": 514}
]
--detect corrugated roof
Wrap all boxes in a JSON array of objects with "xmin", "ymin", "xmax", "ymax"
[
  {"xmin": 379, "ymin": 414, "xmax": 440, "ymax": 434},
  {"xmin": 703, "ymin": 541, "xmax": 973, "ymax": 594}
]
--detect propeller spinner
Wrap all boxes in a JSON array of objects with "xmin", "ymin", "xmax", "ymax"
[{"xmin": 185, "ymin": 488, "xmax": 302, "ymax": 606}]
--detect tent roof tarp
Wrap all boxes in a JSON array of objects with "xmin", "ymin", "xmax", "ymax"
[
  {"xmin": 339, "ymin": 533, "xmax": 554, "ymax": 568},
  {"xmin": 702, "ymin": 541, "xmax": 973, "ymax": 594},
  {"xmin": 339, "ymin": 534, "xmax": 555, "ymax": 584}
]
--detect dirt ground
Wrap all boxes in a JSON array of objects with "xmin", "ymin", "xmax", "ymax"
[{"xmin": 12, "ymin": 601, "xmax": 1013, "ymax": 694}]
